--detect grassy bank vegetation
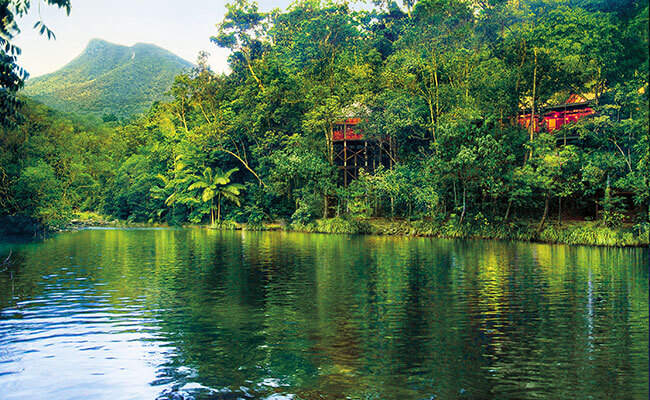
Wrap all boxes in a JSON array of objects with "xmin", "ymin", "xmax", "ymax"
[
  {"xmin": 286, "ymin": 217, "xmax": 649, "ymax": 247},
  {"xmin": 193, "ymin": 216, "xmax": 648, "ymax": 247},
  {"xmin": 58, "ymin": 210, "xmax": 649, "ymax": 246}
]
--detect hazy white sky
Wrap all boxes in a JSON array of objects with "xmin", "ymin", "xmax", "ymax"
[{"xmin": 15, "ymin": 0, "xmax": 295, "ymax": 78}]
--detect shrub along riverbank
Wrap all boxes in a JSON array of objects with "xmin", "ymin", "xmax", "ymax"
[
  {"xmin": 215, "ymin": 217, "xmax": 648, "ymax": 247},
  {"xmin": 2, "ymin": 210, "xmax": 646, "ymax": 248},
  {"xmin": 299, "ymin": 218, "xmax": 649, "ymax": 247}
]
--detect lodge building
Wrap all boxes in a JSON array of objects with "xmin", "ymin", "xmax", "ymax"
[
  {"xmin": 332, "ymin": 118, "xmax": 392, "ymax": 187},
  {"xmin": 333, "ymin": 95, "xmax": 595, "ymax": 186},
  {"xmin": 517, "ymin": 94, "xmax": 595, "ymax": 136}
]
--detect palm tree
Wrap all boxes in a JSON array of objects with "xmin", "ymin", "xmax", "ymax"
[
  {"xmin": 150, "ymin": 161, "xmax": 200, "ymax": 220},
  {"xmin": 188, "ymin": 167, "xmax": 244, "ymax": 224}
]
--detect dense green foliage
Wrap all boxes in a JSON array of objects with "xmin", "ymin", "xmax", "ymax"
[
  {"xmin": 22, "ymin": 39, "xmax": 193, "ymax": 119},
  {"xmin": 1, "ymin": 0, "xmax": 648, "ymax": 245},
  {"xmin": 0, "ymin": 99, "xmax": 116, "ymax": 228},
  {"xmin": 1, "ymin": 0, "xmax": 70, "ymax": 126}
]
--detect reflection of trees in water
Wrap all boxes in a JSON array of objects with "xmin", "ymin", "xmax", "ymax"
[
  {"xmin": 455, "ymin": 242, "xmax": 648, "ymax": 399},
  {"xmin": 1, "ymin": 230, "xmax": 646, "ymax": 399}
]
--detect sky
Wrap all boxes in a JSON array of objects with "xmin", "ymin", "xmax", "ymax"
[{"xmin": 14, "ymin": 0, "xmax": 295, "ymax": 78}]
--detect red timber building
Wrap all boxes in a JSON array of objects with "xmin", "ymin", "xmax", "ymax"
[
  {"xmin": 332, "ymin": 118, "xmax": 393, "ymax": 187},
  {"xmin": 517, "ymin": 94, "xmax": 595, "ymax": 138}
]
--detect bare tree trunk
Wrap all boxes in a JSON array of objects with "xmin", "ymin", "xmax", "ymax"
[
  {"xmin": 539, "ymin": 193, "xmax": 550, "ymax": 231},
  {"xmin": 453, "ymin": 181, "xmax": 458, "ymax": 210},
  {"xmin": 428, "ymin": 98, "xmax": 436, "ymax": 143},
  {"xmin": 210, "ymin": 198, "xmax": 215, "ymax": 225},
  {"xmin": 326, "ymin": 124, "xmax": 334, "ymax": 165},
  {"xmin": 459, "ymin": 186, "xmax": 467, "ymax": 225},
  {"xmin": 220, "ymin": 148, "xmax": 265, "ymax": 187},
  {"xmin": 529, "ymin": 48, "xmax": 538, "ymax": 160},
  {"xmin": 243, "ymin": 50, "xmax": 265, "ymax": 93},
  {"xmin": 434, "ymin": 67, "xmax": 439, "ymax": 140},
  {"xmin": 504, "ymin": 198, "xmax": 513, "ymax": 221},
  {"xmin": 217, "ymin": 194, "xmax": 221, "ymax": 222}
]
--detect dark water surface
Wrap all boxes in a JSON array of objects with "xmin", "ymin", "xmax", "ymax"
[{"xmin": 0, "ymin": 228, "xmax": 647, "ymax": 399}]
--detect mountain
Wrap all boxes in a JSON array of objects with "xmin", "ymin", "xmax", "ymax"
[{"xmin": 22, "ymin": 39, "xmax": 193, "ymax": 119}]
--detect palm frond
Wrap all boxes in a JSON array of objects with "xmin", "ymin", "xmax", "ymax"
[
  {"xmin": 165, "ymin": 192, "xmax": 178, "ymax": 206},
  {"xmin": 202, "ymin": 187, "xmax": 215, "ymax": 203},
  {"xmin": 222, "ymin": 192, "xmax": 241, "ymax": 206},
  {"xmin": 224, "ymin": 167, "xmax": 239, "ymax": 178},
  {"xmin": 156, "ymin": 174, "xmax": 168, "ymax": 184},
  {"xmin": 188, "ymin": 181, "xmax": 209, "ymax": 191},
  {"xmin": 222, "ymin": 185, "xmax": 242, "ymax": 196}
]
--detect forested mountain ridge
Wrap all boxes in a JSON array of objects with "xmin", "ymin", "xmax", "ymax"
[{"xmin": 22, "ymin": 39, "xmax": 193, "ymax": 119}]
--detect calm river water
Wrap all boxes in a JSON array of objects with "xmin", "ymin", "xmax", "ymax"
[{"xmin": 0, "ymin": 228, "xmax": 647, "ymax": 399}]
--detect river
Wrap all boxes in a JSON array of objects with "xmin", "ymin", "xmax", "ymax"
[{"xmin": 0, "ymin": 228, "xmax": 648, "ymax": 399}]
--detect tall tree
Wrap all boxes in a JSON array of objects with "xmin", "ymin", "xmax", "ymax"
[{"xmin": 188, "ymin": 167, "xmax": 244, "ymax": 224}]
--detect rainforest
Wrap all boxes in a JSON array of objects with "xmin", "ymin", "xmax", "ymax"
[{"xmin": 1, "ymin": 0, "xmax": 648, "ymax": 246}]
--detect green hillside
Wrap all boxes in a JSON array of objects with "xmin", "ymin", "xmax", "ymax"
[{"xmin": 22, "ymin": 38, "xmax": 193, "ymax": 119}]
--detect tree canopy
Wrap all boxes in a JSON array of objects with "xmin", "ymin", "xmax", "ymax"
[{"xmin": 1, "ymin": 0, "xmax": 648, "ymax": 241}]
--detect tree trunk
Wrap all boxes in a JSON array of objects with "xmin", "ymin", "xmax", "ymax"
[
  {"xmin": 459, "ymin": 186, "xmax": 467, "ymax": 225},
  {"xmin": 434, "ymin": 67, "xmax": 439, "ymax": 140},
  {"xmin": 243, "ymin": 50, "xmax": 265, "ymax": 93},
  {"xmin": 220, "ymin": 148, "xmax": 265, "ymax": 187},
  {"xmin": 210, "ymin": 198, "xmax": 215, "ymax": 225},
  {"xmin": 217, "ymin": 194, "xmax": 221, "ymax": 222},
  {"xmin": 539, "ymin": 193, "xmax": 550, "ymax": 231},
  {"xmin": 558, "ymin": 196, "xmax": 562, "ymax": 224},
  {"xmin": 326, "ymin": 124, "xmax": 334, "ymax": 165},
  {"xmin": 428, "ymin": 98, "xmax": 436, "ymax": 143},
  {"xmin": 453, "ymin": 181, "xmax": 458, "ymax": 210},
  {"xmin": 504, "ymin": 198, "xmax": 513, "ymax": 221},
  {"xmin": 529, "ymin": 48, "xmax": 538, "ymax": 160}
]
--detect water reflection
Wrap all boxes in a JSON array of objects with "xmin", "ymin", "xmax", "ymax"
[{"xmin": 0, "ymin": 229, "xmax": 647, "ymax": 399}]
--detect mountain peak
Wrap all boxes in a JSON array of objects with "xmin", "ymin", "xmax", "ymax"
[
  {"xmin": 87, "ymin": 37, "xmax": 112, "ymax": 46},
  {"xmin": 23, "ymin": 39, "xmax": 193, "ymax": 119},
  {"xmin": 83, "ymin": 38, "xmax": 121, "ymax": 51},
  {"xmin": 131, "ymin": 41, "xmax": 157, "ymax": 48}
]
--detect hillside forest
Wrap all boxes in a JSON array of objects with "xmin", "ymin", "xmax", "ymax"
[
  {"xmin": 0, "ymin": 0, "xmax": 648, "ymax": 243},
  {"xmin": 22, "ymin": 39, "xmax": 194, "ymax": 119}
]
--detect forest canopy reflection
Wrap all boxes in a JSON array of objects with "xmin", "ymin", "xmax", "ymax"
[{"xmin": 1, "ymin": 229, "xmax": 647, "ymax": 399}]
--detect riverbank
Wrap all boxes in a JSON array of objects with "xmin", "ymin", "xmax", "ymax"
[
  {"xmin": 311, "ymin": 219, "xmax": 648, "ymax": 247},
  {"xmin": 219, "ymin": 217, "xmax": 648, "ymax": 247},
  {"xmin": 0, "ymin": 212, "xmax": 169, "ymax": 239},
  {"xmin": 5, "ymin": 212, "xmax": 647, "ymax": 247},
  {"xmin": 64, "ymin": 214, "xmax": 650, "ymax": 247},
  {"xmin": 63, "ymin": 217, "xmax": 168, "ymax": 230}
]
